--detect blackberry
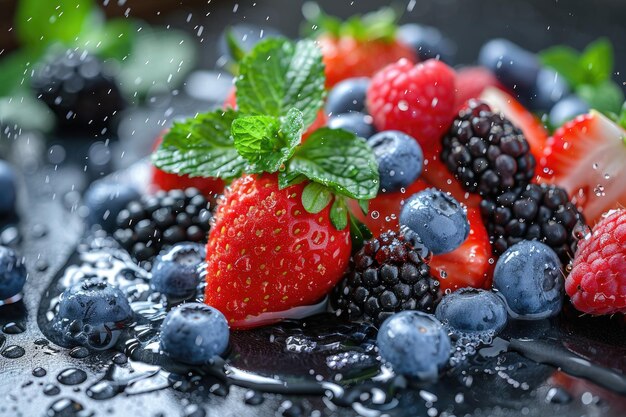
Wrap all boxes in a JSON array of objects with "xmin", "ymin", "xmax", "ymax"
[
  {"xmin": 441, "ymin": 100, "xmax": 536, "ymax": 198},
  {"xmin": 31, "ymin": 49, "xmax": 126, "ymax": 132},
  {"xmin": 113, "ymin": 188, "xmax": 212, "ymax": 268},
  {"xmin": 331, "ymin": 231, "xmax": 441, "ymax": 327},
  {"xmin": 480, "ymin": 183, "xmax": 586, "ymax": 265}
]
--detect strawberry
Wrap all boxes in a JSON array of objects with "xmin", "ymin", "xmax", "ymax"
[
  {"xmin": 454, "ymin": 66, "xmax": 502, "ymax": 111},
  {"xmin": 538, "ymin": 111, "xmax": 626, "ymax": 225},
  {"xmin": 205, "ymin": 174, "xmax": 351, "ymax": 327},
  {"xmin": 367, "ymin": 58, "xmax": 457, "ymax": 163},
  {"xmin": 150, "ymin": 133, "xmax": 225, "ymax": 197},
  {"xmin": 429, "ymin": 207, "xmax": 494, "ymax": 292},
  {"xmin": 308, "ymin": 7, "xmax": 416, "ymax": 88},
  {"xmin": 421, "ymin": 158, "xmax": 481, "ymax": 209},
  {"xmin": 480, "ymin": 87, "xmax": 549, "ymax": 163},
  {"xmin": 566, "ymin": 209, "xmax": 626, "ymax": 315}
]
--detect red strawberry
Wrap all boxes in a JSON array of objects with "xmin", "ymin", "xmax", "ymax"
[
  {"xmin": 538, "ymin": 111, "xmax": 626, "ymax": 225},
  {"xmin": 367, "ymin": 58, "xmax": 457, "ymax": 163},
  {"xmin": 205, "ymin": 174, "xmax": 351, "ymax": 328},
  {"xmin": 429, "ymin": 207, "xmax": 494, "ymax": 292},
  {"xmin": 349, "ymin": 179, "xmax": 492, "ymax": 291},
  {"xmin": 454, "ymin": 66, "xmax": 502, "ymax": 111},
  {"xmin": 319, "ymin": 35, "xmax": 416, "ymax": 88},
  {"xmin": 150, "ymin": 133, "xmax": 225, "ymax": 197},
  {"xmin": 566, "ymin": 209, "xmax": 626, "ymax": 315},
  {"xmin": 421, "ymin": 158, "xmax": 482, "ymax": 209},
  {"xmin": 480, "ymin": 87, "xmax": 549, "ymax": 163}
]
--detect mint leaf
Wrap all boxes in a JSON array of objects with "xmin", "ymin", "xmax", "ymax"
[
  {"xmin": 301, "ymin": 182, "xmax": 333, "ymax": 213},
  {"xmin": 577, "ymin": 81, "xmax": 624, "ymax": 115},
  {"xmin": 283, "ymin": 128, "xmax": 379, "ymax": 200},
  {"xmin": 76, "ymin": 18, "xmax": 135, "ymax": 61},
  {"xmin": 358, "ymin": 199, "xmax": 369, "ymax": 215},
  {"xmin": 580, "ymin": 38, "xmax": 613, "ymax": 85},
  {"xmin": 539, "ymin": 46, "xmax": 584, "ymax": 87},
  {"xmin": 152, "ymin": 109, "xmax": 246, "ymax": 179},
  {"xmin": 349, "ymin": 212, "xmax": 373, "ymax": 252},
  {"xmin": 235, "ymin": 38, "xmax": 325, "ymax": 127},
  {"xmin": 330, "ymin": 198, "xmax": 348, "ymax": 230},
  {"xmin": 225, "ymin": 29, "xmax": 247, "ymax": 63},
  {"xmin": 232, "ymin": 108, "xmax": 304, "ymax": 174},
  {"xmin": 0, "ymin": 50, "xmax": 36, "ymax": 97},
  {"xmin": 16, "ymin": 0, "xmax": 93, "ymax": 50}
]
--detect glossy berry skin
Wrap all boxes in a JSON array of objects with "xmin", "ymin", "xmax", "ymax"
[
  {"xmin": 0, "ymin": 246, "xmax": 27, "ymax": 300},
  {"xmin": 368, "ymin": 131, "xmax": 423, "ymax": 193},
  {"xmin": 435, "ymin": 288, "xmax": 507, "ymax": 335},
  {"xmin": 478, "ymin": 39, "xmax": 540, "ymax": 102},
  {"xmin": 493, "ymin": 240, "xmax": 564, "ymax": 319},
  {"xmin": 400, "ymin": 188, "xmax": 469, "ymax": 255},
  {"xmin": 327, "ymin": 112, "xmax": 376, "ymax": 139},
  {"xmin": 0, "ymin": 161, "xmax": 17, "ymax": 221},
  {"xmin": 160, "ymin": 303, "xmax": 229, "ymax": 364},
  {"xmin": 396, "ymin": 24, "xmax": 456, "ymax": 64},
  {"xmin": 151, "ymin": 243, "xmax": 206, "ymax": 300},
  {"xmin": 57, "ymin": 280, "xmax": 133, "ymax": 325},
  {"xmin": 367, "ymin": 59, "xmax": 457, "ymax": 162},
  {"xmin": 549, "ymin": 95, "xmax": 589, "ymax": 129},
  {"xmin": 566, "ymin": 209, "xmax": 626, "ymax": 315},
  {"xmin": 205, "ymin": 174, "xmax": 351, "ymax": 328},
  {"xmin": 318, "ymin": 35, "xmax": 416, "ymax": 88},
  {"xmin": 531, "ymin": 68, "xmax": 570, "ymax": 113},
  {"xmin": 377, "ymin": 311, "xmax": 450, "ymax": 380},
  {"xmin": 325, "ymin": 77, "xmax": 370, "ymax": 116},
  {"xmin": 83, "ymin": 180, "xmax": 140, "ymax": 232}
]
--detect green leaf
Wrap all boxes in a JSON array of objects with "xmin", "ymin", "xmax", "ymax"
[
  {"xmin": 349, "ymin": 212, "xmax": 373, "ymax": 252},
  {"xmin": 0, "ymin": 89, "xmax": 55, "ymax": 132},
  {"xmin": 577, "ymin": 81, "xmax": 624, "ymax": 115},
  {"xmin": 152, "ymin": 109, "xmax": 247, "ymax": 179},
  {"xmin": 232, "ymin": 108, "xmax": 304, "ymax": 174},
  {"xmin": 539, "ymin": 46, "xmax": 585, "ymax": 87},
  {"xmin": 0, "ymin": 50, "xmax": 38, "ymax": 97},
  {"xmin": 580, "ymin": 38, "xmax": 613, "ymax": 85},
  {"xmin": 618, "ymin": 102, "xmax": 626, "ymax": 130},
  {"xmin": 117, "ymin": 28, "xmax": 197, "ymax": 98},
  {"xmin": 76, "ymin": 18, "xmax": 135, "ymax": 61},
  {"xmin": 16, "ymin": 0, "xmax": 93, "ymax": 50},
  {"xmin": 286, "ymin": 128, "xmax": 379, "ymax": 200},
  {"xmin": 330, "ymin": 197, "xmax": 348, "ymax": 230},
  {"xmin": 235, "ymin": 38, "xmax": 325, "ymax": 127},
  {"xmin": 225, "ymin": 28, "xmax": 247, "ymax": 63},
  {"xmin": 357, "ymin": 199, "xmax": 369, "ymax": 215},
  {"xmin": 301, "ymin": 182, "xmax": 333, "ymax": 213}
]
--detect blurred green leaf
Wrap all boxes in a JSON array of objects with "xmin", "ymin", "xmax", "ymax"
[
  {"xmin": 75, "ymin": 18, "xmax": 136, "ymax": 61},
  {"xmin": 117, "ymin": 28, "xmax": 197, "ymax": 98},
  {"xmin": 0, "ymin": 90, "xmax": 55, "ymax": 132},
  {"xmin": 0, "ymin": 50, "xmax": 37, "ymax": 96},
  {"xmin": 539, "ymin": 46, "xmax": 584, "ymax": 87},
  {"xmin": 580, "ymin": 38, "xmax": 613, "ymax": 85},
  {"xmin": 16, "ymin": 0, "xmax": 94, "ymax": 51},
  {"xmin": 577, "ymin": 81, "xmax": 624, "ymax": 115}
]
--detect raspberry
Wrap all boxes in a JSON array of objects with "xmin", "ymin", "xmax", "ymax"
[
  {"xmin": 366, "ymin": 59, "xmax": 457, "ymax": 161},
  {"xmin": 566, "ymin": 209, "xmax": 626, "ymax": 315}
]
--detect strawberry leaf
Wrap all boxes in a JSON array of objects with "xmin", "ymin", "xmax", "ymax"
[
  {"xmin": 330, "ymin": 197, "xmax": 349, "ymax": 230},
  {"xmin": 232, "ymin": 108, "xmax": 304, "ymax": 174},
  {"xmin": 235, "ymin": 38, "xmax": 325, "ymax": 127},
  {"xmin": 152, "ymin": 109, "xmax": 247, "ymax": 180},
  {"xmin": 283, "ymin": 128, "xmax": 379, "ymax": 200},
  {"xmin": 301, "ymin": 182, "xmax": 333, "ymax": 213}
]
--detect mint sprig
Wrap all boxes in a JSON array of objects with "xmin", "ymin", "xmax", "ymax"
[
  {"xmin": 152, "ymin": 109, "xmax": 247, "ymax": 180},
  {"xmin": 539, "ymin": 39, "xmax": 624, "ymax": 115},
  {"xmin": 235, "ymin": 38, "xmax": 325, "ymax": 127}
]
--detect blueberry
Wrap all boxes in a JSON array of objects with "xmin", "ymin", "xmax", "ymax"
[
  {"xmin": 549, "ymin": 95, "xmax": 589, "ymax": 128},
  {"xmin": 493, "ymin": 240, "xmax": 563, "ymax": 319},
  {"xmin": 399, "ymin": 189, "xmax": 469, "ymax": 255},
  {"xmin": 83, "ymin": 180, "xmax": 140, "ymax": 232},
  {"xmin": 0, "ymin": 160, "xmax": 17, "ymax": 219},
  {"xmin": 397, "ymin": 24, "xmax": 456, "ymax": 64},
  {"xmin": 530, "ymin": 68, "xmax": 570, "ymax": 112},
  {"xmin": 160, "ymin": 303, "xmax": 229, "ymax": 364},
  {"xmin": 367, "ymin": 131, "xmax": 423, "ymax": 193},
  {"xmin": 435, "ymin": 288, "xmax": 508, "ymax": 335},
  {"xmin": 218, "ymin": 24, "xmax": 283, "ymax": 60},
  {"xmin": 325, "ymin": 77, "xmax": 370, "ymax": 116},
  {"xmin": 151, "ymin": 242, "xmax": 206, "ymax": 300},
  {"xmin": 478, "ymin": 39, "xmax": 540, "ymax": 99},
  {"xmin": 327, "ymin": 112, "xmax": 376, "ymax": 139},
  {"xmin": 377, "ymin": 311, "xmax": 450, "ymax": 379},
  {"xmin": 0, "ymin": 246, "xmax": 27, "ymax": 300}
]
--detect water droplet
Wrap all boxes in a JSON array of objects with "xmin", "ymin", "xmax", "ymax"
[
  {"xmin": 545, "ymin": 387, "xmax": 572, "ymax": 404},
  {"xmin": 244, "ymin": 389, "xmax": 265, "ymax": 405},
  {"xmin": 47, "ymin": 398, "xmax": 85, "ymax": 417},
  {"xmin": 2, "ymin": 345, "xmax": 25, "ymax": 358},
  {"xmin": 371, "ymin": 211, "xmax": 380, "ymax": 220},
  {"xmin": 44, "ymin": 383, "xmax": 61, "ymax": 396},
  {"xmin": 33, "ymin": 367, "xmax": 47, "ymax": 377},
  {"xmin": 593, "ymin": 184, "xmax": 605, "ymax": 196},
  {"xmin": 69, "ymin": 346, "xmax": 90, "ymax": 359},
  {"xmin": 397, "ymin": 100, "xmax": 409, "ymax": 111},
  {"xmin": 2, "ymin": 322, "xmax": 25, "ymax": 334},
  {"xmin": 57, "ymin": 368, "xmax": 87, "ymax": 385},
  {"xmin": 112, "ymin": 353, "xmax": 128, "ymax": 365}
]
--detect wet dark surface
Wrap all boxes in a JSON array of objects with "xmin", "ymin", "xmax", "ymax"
[{"xmin": 2, "ymin": 1, "xmax": 626, "ymax": 416}]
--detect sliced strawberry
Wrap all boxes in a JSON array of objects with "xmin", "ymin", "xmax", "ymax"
[
  {"xmin": 421, "ymin": 158, "xmax": 482, "ymax": 209},
  {"xmin": 480, "ymin": 87, "xmax": 549, "ymax": 163},
  {"xmin": 539, "ymin": 111, "xmax": 626, "ymax": 225},
  {"xmin": 205, "ymin": 174, "xmax": 351, "ymax": 328},
  {"xmin": 429, "ymin": 207, "xmax": 494, "ymax": 292},
  {"xmin": 454, "ymin": 66, "xmax": 502, "ymax": 111}
]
